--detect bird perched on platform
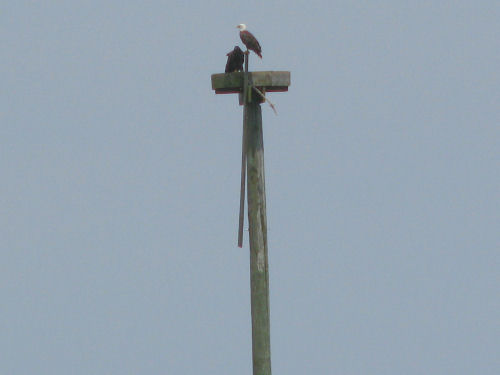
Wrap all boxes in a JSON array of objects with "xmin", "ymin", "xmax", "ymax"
[
  {"xmin": 237, "ymin": 24, "xmax": 262, "ymax": 58},
  {"xmin": 225, "ymin": 46, "xmax": 245, "ymax": 73}
]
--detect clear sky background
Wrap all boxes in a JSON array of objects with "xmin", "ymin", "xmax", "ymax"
[{"xmin": 2, "ymin": 1, "xmax": 498, "ymax": 374}]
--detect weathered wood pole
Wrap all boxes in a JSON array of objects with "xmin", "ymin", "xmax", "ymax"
[
  {"xmin": 245, "ymin": 90, "xmax": 272, "ymax": 375},
  {"xmin": 210, "ymin": 66, "xmax": 289, "ymax": 375},
  {"xmin": 243, "ymin": 52, "xmax": 271, "ymax": 375}
]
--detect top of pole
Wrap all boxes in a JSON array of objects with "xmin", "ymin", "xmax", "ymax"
[{"xmin": 211, "ymin": 71, "xmax": 291, "ymax": 95}]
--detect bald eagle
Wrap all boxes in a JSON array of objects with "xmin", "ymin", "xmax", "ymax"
[
  {"xmin": 225, "ymin": 46, "xmax": 244, "ymax": 73},
  {"xmin": 237, "ymin": 24, "xmax": 262, "ymax": 59}
]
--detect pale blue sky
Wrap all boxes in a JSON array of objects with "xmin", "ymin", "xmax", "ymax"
[{"xmin": 1, "ymin": 1, "xmax": 498, "ymax": 374}]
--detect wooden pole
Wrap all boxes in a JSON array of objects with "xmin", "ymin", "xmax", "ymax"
[
  {"xmin": 246, "ymin": 78, "xmax": 272, "ymax": 375},
  {"xmin": 211, "ymin": 65, "xmax": 289, "ymax": 375}
]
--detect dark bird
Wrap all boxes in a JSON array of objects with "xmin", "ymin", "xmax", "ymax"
[
  {"xmin": 237, "ymin": 24, "xmax": 262, "ymax": 58},
  {"xmin": 225, "ymin": 46, "xmax": 244, "ymax": 73}
]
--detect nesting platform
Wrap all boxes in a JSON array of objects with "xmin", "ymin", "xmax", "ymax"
[{"xmin": 211, "ymin": 71, "xmax": 291, "ymax": 95}]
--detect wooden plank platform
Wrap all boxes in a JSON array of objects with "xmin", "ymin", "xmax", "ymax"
[{"xmin": 211, "ymin": 71, "xmax": 291, "ymax": 94}]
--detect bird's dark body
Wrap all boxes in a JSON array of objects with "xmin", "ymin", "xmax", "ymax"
[{"xmin": 225, "ymin": 46, "xmax": 245, "ymax": 73}]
